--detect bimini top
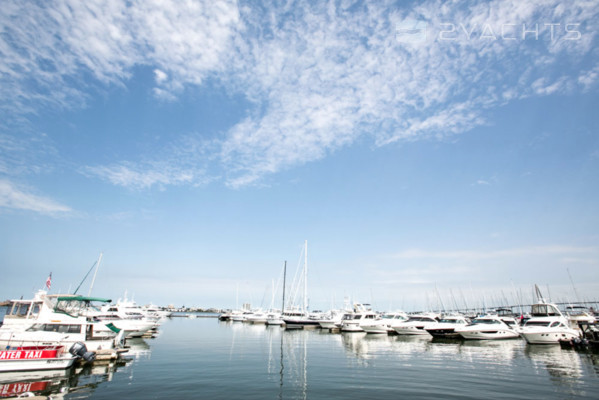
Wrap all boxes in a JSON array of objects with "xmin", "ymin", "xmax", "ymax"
[
  {"xmin": 56, "ymin": 295, "xmax": 112, "ymax": 303},
  {"xmin": 54, "ymin": 295, "xmax": 112, "ymax": 318}
]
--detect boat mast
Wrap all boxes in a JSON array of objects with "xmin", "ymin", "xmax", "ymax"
[
  {"xmin": 88, "ymin": 252, "xmax": 103, "ymax": 296},
  {"xmin": 303, "ymin": 240, "xmax": 308, "ymax": 314},
  {"xmin": 281, "ymin": 261, "xmax": 287, "ymax": 314}
]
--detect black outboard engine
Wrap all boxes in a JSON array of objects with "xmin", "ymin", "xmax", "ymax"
[{"xmin": 69, "ymin": 342, "xmax": 96, "ymax": 362}]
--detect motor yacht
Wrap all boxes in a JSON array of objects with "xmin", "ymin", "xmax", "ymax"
[
  {"xmin": 391, "ymin": 314, "xmax": 439, "ymax": 335},
  {"xmin": 455, "ymin": 314, "xmax": 520, "ymax": 340},
  {"xmin": 425, "ymin": 315, "xmax": 470, "ymax": 338},
  {"xmin": 340, "ymin": 304, "xmax": 378, "ymax": 332},
  {"xmin": 519, "ymin": 302, "xmax": 580, "ymax": 344},
  {"xmin": 0, "ymin": 295, "xmax": 123, "ymax": 351},
  {"xmin": 361, "ymin": 311, "xmax": 408, "ymax": 334},
  {"xmin": 318, "ymin": 310, "xmax": 351, "ymax": 330}
]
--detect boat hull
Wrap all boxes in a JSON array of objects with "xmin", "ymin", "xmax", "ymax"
[
  {"xmin": 393, "ymin": 326, "xmax": 431, "ymax": 335},
  {"xmin": 457, "ymin": 329, "xmax": 520, "ymax": 340},
  {"xmin": 318, "ymin": 321, "xmax": 339, "ymax": 330},
  {"xmin": 0, "ymin": 357, "xmax": 75, "ymax": 372},
  {"xmin": 426, "ymin": 328, "xmax": 461, "ymax": 339},
  {"xmin": 361, "ymin": 324, "xmax": 390, "ymax": 334},
  {"xmin": 520, "ymin": 329, "xmax": 579, "ymax": 344}
]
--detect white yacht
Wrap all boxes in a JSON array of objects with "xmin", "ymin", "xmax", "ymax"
[
  {"xmin": 245, "ymin": 310, "xmax": 268, "ymax": 324},
  {"xmin": 391, "ymin": 314, "xmax": 439, "ymax": 335},
  {"xmin": 340, "ymin": 304, "xmax": 378, "ymax": 332},
  {"xmin": 519, "ymin": 302, "xmax": 580, "ymax": 344},
  {"xmin": 0, "ymin": 295, "xmax": 123, "ymax": 351},
  {"xmin": 565, "ymin": 305, "xmax": 597, "ymax": 329},
  {"xmin": 86, "ymin": 310, "xmax": 156, "ymax": 338},
  {"xmin": 319, "ymin": 310, "xmax": 352, "ymax": 330},
  {"xmin": 340, "ymin": 312, "xmax": 379, "ymax": 332},
  {"xmin": 455, "ymin": 314, "xmax": 520, "ymax": 340},
  {"xmin": 361, "ymin": 311, "xmax": 408, "ymax": 334},
  {"xmin": 265, "ymin": 312, "xmax": 285, "ymax": 326},
  {"xmin": 425, "ymin": 315, "xmax": 470, "ymax": 338}
]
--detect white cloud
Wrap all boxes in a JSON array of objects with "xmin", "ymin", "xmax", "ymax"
[
  {"xmin": 1, "ymin": 0, "xmax": 598, "ymax": 189},
  {"xmin": 84, "ymin": 163, "xmax": 197, "ymax": 190},
  {"xmin": 0, "ymin": 179, "xmax": 72, "ymax": 216}
]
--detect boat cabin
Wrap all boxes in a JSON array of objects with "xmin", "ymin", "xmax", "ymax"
[{"xmin": 530, "ymin": 303, "xmax": 562, "ymax": 317}]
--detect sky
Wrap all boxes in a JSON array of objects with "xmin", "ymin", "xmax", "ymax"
[{"xmin": 1, "ymin": 0, "xmax": 598, "ymax": 311}]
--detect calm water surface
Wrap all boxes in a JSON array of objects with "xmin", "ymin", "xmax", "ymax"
[{"xmin": 2, "ymin": 316, "xmax": 599, "ymax": 399}]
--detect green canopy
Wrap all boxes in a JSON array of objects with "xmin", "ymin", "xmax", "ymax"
[{"xmin": 56, "ymin": 295, "xmax": 112, "ymax": 303}]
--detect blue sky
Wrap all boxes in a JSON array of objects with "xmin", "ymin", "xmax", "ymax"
[{"xmin": 1, "ymin": 0, "xmax": 598, "ymax": 311}]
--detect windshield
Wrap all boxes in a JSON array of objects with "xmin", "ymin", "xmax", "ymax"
[
  {"xmin": 524, "ymin": 321, "xmax": 551, "ymax": 327},
  {"xmin": 472, "ymin": 319, "xmax": 500, "ymax": 325}
]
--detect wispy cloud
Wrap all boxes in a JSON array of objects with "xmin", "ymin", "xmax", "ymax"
[
  {"xmin": 0, "ymin": 179, "xmax": 72, "ymax": 216},
  {"xmin": 1, "ymin": 0, "xmax": 597, "ymax": 189},
  {"xmin": 391, "ymin": 245, "xmax": 597, "ymax": 260}
]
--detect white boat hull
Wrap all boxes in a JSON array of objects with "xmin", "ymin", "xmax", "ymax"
[
  {"xmin": 361, "ymin": 324, "xmax": 390, "ymax": 334},
  {"xmin": 520, "ymin": 329, "xmax": 579, "ymax": 344},
  {"xmin": 318, "ymin": 321, "xmax": 339, "ymax": 330},
  {"xmin": 393, "ymin": 326, "xmax": 431, "ymax": 335},
  {"xmin": 0, "ymin": 356, "xmax": 75, "ymax": 372},
  {"xmin": 340, "ymin": 322, "xmax": 364, "ymax": 332},
  {"xmin": 457, "ymin": 329, "xmax": 520, "ymax": 340}
]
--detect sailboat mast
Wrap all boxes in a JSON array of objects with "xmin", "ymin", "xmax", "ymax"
[
  {"xmin": 87, "ymin": 252, "xmax": 103, "ymax": 296},
  {"xmin": 303, "ymin": 240, "xmax": 308, "ymax": 314},
  {"xmin": 281, "ymin": 261, "xmax": 287, "ymax": 314}
]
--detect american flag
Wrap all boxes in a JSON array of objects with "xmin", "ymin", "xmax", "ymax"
[{"xmin": 45, "ymin": 272, "xmax": 52, "ymax": 290}]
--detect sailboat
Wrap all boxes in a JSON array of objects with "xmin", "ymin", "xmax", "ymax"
[
  {"xmin": 282, "ymin": 241, "xmax": 320, "ymax": 327},
  {"xmin": 266, "ymin": 262, "xmax": 287, "ymax": 326}
]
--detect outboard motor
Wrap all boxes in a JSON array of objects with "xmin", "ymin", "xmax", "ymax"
[{"xmin": 69, "ymin": 342, "xmax": 96, "ymax": 362}]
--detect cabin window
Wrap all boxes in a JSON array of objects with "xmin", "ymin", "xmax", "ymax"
[
  {"xmin": 525, "ymin": 321, "xmax": 551, "ymax": 327},
  {"xmin": 25, "ymin": 323, "xmax": 81, "ymax": 333}
]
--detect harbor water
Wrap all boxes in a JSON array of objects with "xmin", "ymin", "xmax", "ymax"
[{"xmin": 2, "ymin": 316, "xmax": 599, "ymax": 399}]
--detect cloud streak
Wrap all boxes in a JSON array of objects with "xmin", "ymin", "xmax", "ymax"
[{"xmin": 0, "ymin": 179, "xmax": 72, "ymax": 216}]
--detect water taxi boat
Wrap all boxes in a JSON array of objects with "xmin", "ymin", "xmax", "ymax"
[{"xmin": 0, "ymin": 346, "xmax": 75, "ymax": 372}]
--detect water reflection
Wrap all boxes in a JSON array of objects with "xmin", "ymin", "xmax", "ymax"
[
  {"xmin": 526, "ymin": 345, "xmax": 583, "ymax": 379},
  {"xmin": 0, "ymin": 337, "xmax": 155, "ymax": 399},
  {"xmin": 0, "ymin": 359, "xmax": 131, "ymax": 399}
]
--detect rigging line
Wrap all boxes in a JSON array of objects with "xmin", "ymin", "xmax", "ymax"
[{"xmin": 73, "ymin": 260, "xmax": 98, "ymax": 294}]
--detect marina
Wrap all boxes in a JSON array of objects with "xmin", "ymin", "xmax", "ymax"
[{"xmin": 1, "ymin": 309, "xmax": 599, "ymax": 399}]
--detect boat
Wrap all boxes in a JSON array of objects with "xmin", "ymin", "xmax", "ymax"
[
  {"xmin": 425, "ymin": 315, "xmax": 470, "ymax": 338},
  {"xmin": 340, "ymin": 304, "xmax": 378, "ymax": 332},
  {"xmin": 85, "ymin": 298, "xmax": 158, "ymax": 338},
  {"xmin": 318, "ymin": 309, "xmax": 352, "ymax": 330},
  {"xmin": 282, "ymin": 241, "xmax": 321, "ymax": 328},
  {"xmin": 0, "ymin": 346, "xmax": 76, "ymax": 372},
  {"xmin": 245, "ymin": 310, "xmax": 268, "ymax": 324},
  {"xmin": 455, "ymin": 314, "xmax": 520, "ymax": 340},
  {"xmin": 519, "ymin": 301, "xmax": 580, "ymax": 344},
  {"xmin": 0, "ymin": 295, "xmax": 123, "ymax": 351},
  {"xmin": 265, "ymin": 312, "xmax": 285, "ymax": 326},
  {"xmin": 361, "ymin": 311, "xmax": 408, "ymax": 334},
  {"xmin": 391, "ymin": 314, "xmax": 439, "ymax": 335},
  {"xmin": 565, "ymin": 305, "xmax": 597, "ymax": 329}
]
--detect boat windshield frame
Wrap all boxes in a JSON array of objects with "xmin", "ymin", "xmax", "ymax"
[{"xmin": 54, "ymin": 296, "xmax": 112, "ymax": 318}]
